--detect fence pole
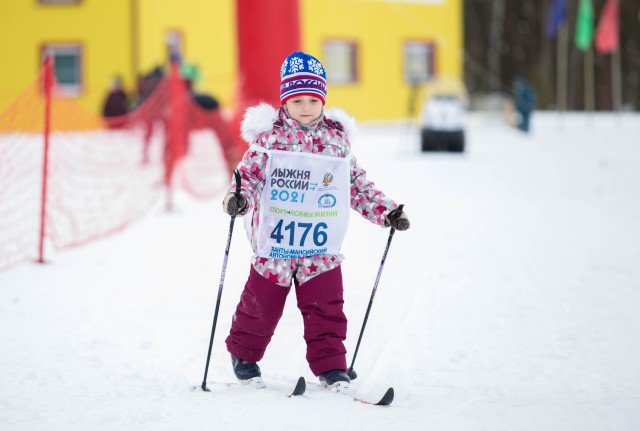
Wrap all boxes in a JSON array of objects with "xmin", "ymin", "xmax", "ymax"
[
  {"xmin": 165, "ymin": 61, "xmax": 182, "ymax": 211},
  {"xmin": 38, "ymin": 56, "xmax": 53, "ymax": 264}
]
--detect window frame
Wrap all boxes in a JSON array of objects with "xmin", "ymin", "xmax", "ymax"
[
  {"xmin": 322, "ymin": 39, "xmax": 359, "ymax": 85},
  {"xmin": 403, "ymin": 40, "xmax": 436, "ymax": 84},
  {"xmin": 38, "ymin": 0, "xmax": 81, "ymax": 5},
  {"xmin": 41, "ymin": 43, "xmax": 84, "ymax": 96}
]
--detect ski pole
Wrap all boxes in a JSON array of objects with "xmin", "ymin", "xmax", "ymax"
[
  {"xmin": 200, "ymin": 169, "xmax": 242, "ymax": 392},
  {"xmin": 347, "ymin": 204, "xmax": 403, "ymax": 380}
]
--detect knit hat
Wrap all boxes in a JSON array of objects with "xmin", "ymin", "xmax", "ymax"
[{"xmin": 279, "ymin": 51, "xmax": 327, "ymax": 105}]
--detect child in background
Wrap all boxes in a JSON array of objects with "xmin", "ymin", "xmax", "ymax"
[{"xmin": 223, "ymin": 51, "xmax": 409, "ymax": 389}]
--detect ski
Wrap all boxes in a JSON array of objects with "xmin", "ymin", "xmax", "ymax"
[
  {"xmin": 198, "ymin": 377, "xmax": 389, "ymax": 405},
  {"xmin": 353, "ymin": 387, "xmax": 394, "ymax": 406},
  {"xmin": 307, "ymin": 381, "xmax": 394, "ymax": 406},
  {"xmin": 289, "ymin": 376, "xmax": 306, "ymax": 397},
  {"xmin": 196, "ymin": 376, "xmax": 305, "ymax": 398}
]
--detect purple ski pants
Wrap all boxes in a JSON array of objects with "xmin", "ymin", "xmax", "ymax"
[{"xmin": 225, "ymin": 265, "xmax": 347, "ymax": 376}]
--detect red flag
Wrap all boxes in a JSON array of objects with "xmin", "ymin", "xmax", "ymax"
[{"xmin": 595, "ymin": 0, "xmax": 619, "ymax": 54}]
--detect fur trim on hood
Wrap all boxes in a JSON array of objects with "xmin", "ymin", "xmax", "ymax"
[
  {"xmin": 240, "ymin": 103, "xmax": 279, "ymax": 144},
  {"xmin": 325, "ymin": 107, "xmax": 357, "ymax": 138},
  {"xmin": 240, "ymin": 103, "xmax": 357, "ymax": 144}
]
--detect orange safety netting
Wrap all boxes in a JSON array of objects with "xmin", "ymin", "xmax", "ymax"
[{"xmin": 0, "ymin": 61, "xmax": 237, "ymax": 271}]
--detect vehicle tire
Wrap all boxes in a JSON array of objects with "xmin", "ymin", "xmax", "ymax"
[
  {"xmin": 421, "ymin": 129, "xmax": 441, "ymax": 152},
  {"xmin": 448, "ymin": 131, "xmax": 465, "ymax": 153}
]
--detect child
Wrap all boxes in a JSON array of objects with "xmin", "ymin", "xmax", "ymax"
[{"xmin": 223, "ymin": 51, "xmax": 409, "ymax": 389}]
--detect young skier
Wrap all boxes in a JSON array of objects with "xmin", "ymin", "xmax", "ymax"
[{"xmin": 223, "ymin": 51, "xmax": 410, "ymax": 389}]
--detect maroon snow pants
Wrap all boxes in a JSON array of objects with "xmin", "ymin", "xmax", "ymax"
[{"xmin": 225, "ymin": 265, "xmax": 347, "ymax": 376}]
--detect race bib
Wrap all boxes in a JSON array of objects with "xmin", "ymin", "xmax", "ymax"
[{"xmin": 252, "ymin": 148, "xmax": 350, "ymax": 258}]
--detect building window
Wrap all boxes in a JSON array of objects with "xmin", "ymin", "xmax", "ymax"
[
  {"xmin": 323, "ymin": 40, "xmax": 357, "ymax": 85},
  {"xmin": 403, "ymin": 41, "xmax": 435, "ymax": 84},
  {"xmin": 42, "ymin": 44, "xmax": 83, "ymax": 96},
  {"xmin": 39, "ymin": 0, "xmax": 81, "ymax": 4}
]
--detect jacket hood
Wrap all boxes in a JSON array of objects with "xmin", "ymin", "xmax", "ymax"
[{"xmin": 240, "ymin": 103, "xmax": 357, "ymax": 144}]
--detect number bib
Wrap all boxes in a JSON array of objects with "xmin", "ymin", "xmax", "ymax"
[{"xmin": 252, "ymin": 147, "xmax": 350, "ymax": 259}]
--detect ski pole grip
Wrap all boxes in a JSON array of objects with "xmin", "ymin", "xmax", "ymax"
[{"xmin": 389, "ymin": 204, "xmax": 404, "ymax": 235}]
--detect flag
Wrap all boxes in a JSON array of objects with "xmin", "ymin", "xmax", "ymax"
[
  {"xmin": 595, "ymin": 0, "xmax": 619, "ymax": 53},
  {"xmin": 575, "ymin": 0, "xmax": 595, "ymax": 51},
  {"xmin": 547, "ymin": 0, "xmax": 567, "ymax": 39}
]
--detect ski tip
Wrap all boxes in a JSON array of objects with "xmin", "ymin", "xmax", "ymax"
[
  {"xmin": 290, "ymin": 376, "xmax": 306, "ymax": 397},
  {"xmin": 376, "ymin": 387, "xmax": 394, "ymax": 406}
]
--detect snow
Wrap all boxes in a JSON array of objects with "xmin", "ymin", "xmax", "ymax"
[{"xmin": 1, "ymin": 112, "xmax": 640, "ymax": 430}]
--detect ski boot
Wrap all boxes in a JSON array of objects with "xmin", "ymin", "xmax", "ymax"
[
  {"xmin": 319, "ymin": 369, "xmax": 350, "ymax": 391},
  {"xmin": 231, "ymin": 354, "xmax": 265, "ymax": 388}
]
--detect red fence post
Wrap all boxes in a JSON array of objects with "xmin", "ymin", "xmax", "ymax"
[
  {"xmin": 38, "ymin": 56, "xmax": 53, "ymax": 263},
  {"xmin": 165, "ymin": 61, "xmax": 188, "ymax": 211},
  {"xmin": 165, "ymin": 62, "xmax": 177, "ymax": 210}
]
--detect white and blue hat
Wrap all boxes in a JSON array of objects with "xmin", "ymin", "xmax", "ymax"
[{"xmin": 279, "ymin": 51, "xmax": 327, "ymax": 105}]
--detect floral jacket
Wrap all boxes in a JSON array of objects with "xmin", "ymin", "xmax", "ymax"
[{"xmin": 227, "ymin": 103, "xmax": 398, "ymax": 286}]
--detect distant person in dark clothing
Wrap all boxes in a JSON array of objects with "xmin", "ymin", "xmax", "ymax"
[
  {"xmin": 511, "ymin": 77, "xmax": 536, "ymax": 133},
  {"xmin": 192, "ymin": 93, "xmax": 219, "ymax": 110},
  {"xmin": 102, "ymin": 76, "xmax": 129, "ymax": 128}
]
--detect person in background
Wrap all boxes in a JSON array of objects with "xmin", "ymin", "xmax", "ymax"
[
  {"xmin": 511, "ymin": 76, "xmax": 536, "ymax": 133},
  {"xmin": 102, "ymin": 76, "xmax": 129, "ymax": 129}
]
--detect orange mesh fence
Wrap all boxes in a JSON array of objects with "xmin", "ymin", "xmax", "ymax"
[
  {"xmin": 178, "ymin": 98, "xmax": 239, "ymax": 199},
  {"xmin": 0, "ymin": 60, "xmax": 236, "ymax": 271},
  {"xmin": 0, "ymin": 68, "xmax": 48, "ymax": 270}
]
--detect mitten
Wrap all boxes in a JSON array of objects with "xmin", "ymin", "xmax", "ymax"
[
  {"xmin": 385, "ymin": 208, "xmax": 410, "ymax": 231},
  {"xmin": 223, "ymin": 192, "xmax": 247, "ymax": 216}
]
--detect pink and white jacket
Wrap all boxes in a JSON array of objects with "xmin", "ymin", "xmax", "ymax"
[{"xmin": 227, "ymin": 103, "xmax": 398, "ymax": 286}]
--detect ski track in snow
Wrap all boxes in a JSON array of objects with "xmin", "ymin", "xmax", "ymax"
[{"xmin": 1, "ymin": 112, "xmax": 640, "ymax": 430}]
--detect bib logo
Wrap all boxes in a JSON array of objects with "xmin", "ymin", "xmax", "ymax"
[
  {"xmin": 323, "ymin": 172, "xmax": 333, "ymax": 186},
  {"xmin": 318, "ymin": 193, "xmax": 337, "ymax": 208}
]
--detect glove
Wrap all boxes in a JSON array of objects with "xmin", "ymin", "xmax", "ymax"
[
  {"xmin": 385, "ymin": 208, "xmax": 410, "ymax": 231},
  {"xmin": 223, "ymin": 192, "xmax": 247, "ymax": 216}
]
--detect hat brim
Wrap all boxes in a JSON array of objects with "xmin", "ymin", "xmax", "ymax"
[{"xmin": 281, "ymin": 92, "xmax": 326, "ymax": 105}]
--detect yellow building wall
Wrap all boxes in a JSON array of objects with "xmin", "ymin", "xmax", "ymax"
[
  {"xmin": 0, "ymin": 1, "xmax": 131, "ymax": 114},
  {"xmin": 137, "ymin": 0, "xmax": 237, "ymax": 109},
  {"xmin": 0, "ymin": 0, "xmax": 236, "ymax": 115},
  {"xmin": 0, "ymin": 0, "xmax": 460, "ymax": 121},
  {"xmin": 301, "ymin": 0, "xmax": 463, "ymax": 121}
]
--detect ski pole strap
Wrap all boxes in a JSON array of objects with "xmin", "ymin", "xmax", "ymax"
[
  {"xmin": 233, "ymin": 169, "xmax": 242, "ymax": 198},
  {"xmin": 231, "ymin": 169, "xmax": 244, "ymax": 218}
]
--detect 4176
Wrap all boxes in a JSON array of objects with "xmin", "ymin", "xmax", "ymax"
[{"xmin": 270, "ymin": 220, "xmax": 328, "ymax": 247}]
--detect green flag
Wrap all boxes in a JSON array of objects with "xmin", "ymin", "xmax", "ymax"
[{"xmin": 575, "ymin": 0, "xmax": 594, "ymax": 51}]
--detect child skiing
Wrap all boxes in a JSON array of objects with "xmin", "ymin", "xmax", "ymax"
[{"xmin": 223, "ymin": 51, "xmax": 410, "ymax": 389}]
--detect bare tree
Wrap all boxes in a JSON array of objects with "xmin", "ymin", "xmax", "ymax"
[{"xmin": 464, "ymin": 0, "xmax": 639, "ymax": 111}]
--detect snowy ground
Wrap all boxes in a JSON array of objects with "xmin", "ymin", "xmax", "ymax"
[{"xmin": 1, "ymin": 112, "xmax": 639, "ymax": 430}]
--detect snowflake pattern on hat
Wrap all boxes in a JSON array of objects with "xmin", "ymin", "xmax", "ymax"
[
  {"xmin": 307, "ymin": 58, "xmax": 325, "ymax": 76},
  {"xmin": 280, "ymin": 59, "xmax": 288, "ymax": 78},
  {"xmin": 288, "ymin": 56, "xmax": 304, "ymax": 74}
]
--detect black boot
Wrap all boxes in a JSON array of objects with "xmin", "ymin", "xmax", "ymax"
[
  {"xmin": 318, "ymin": 369, "xmax": 350, "ymax": 389},
  {"xmin": 231, "ymin": 354, "xmax": 265, "ymax": 387}
]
